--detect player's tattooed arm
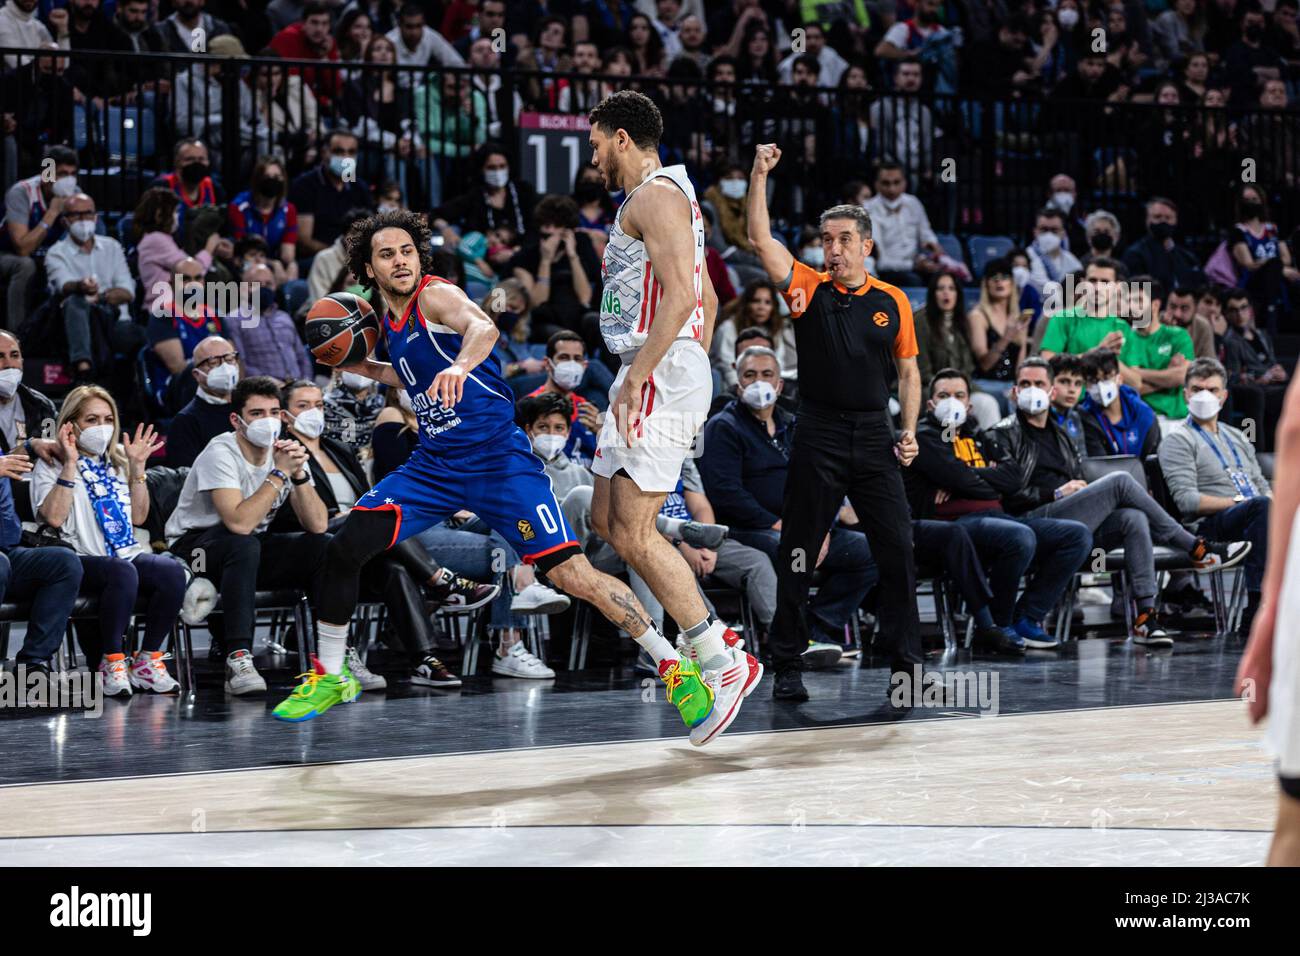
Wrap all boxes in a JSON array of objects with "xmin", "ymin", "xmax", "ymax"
[{"xmin": 423, "ymin": 281, "xmax": 500, "ymax": 407}]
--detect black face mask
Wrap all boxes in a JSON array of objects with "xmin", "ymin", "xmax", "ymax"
[
  {"xmin": 1245, "ymin": 24, "xmax": 1263, "ymax": 42},
  {"xmin": 180, "ymin": 162, "xmax": 209, "ymax": 186},
  {"xmin": 1091, "ymin": 232, "xmax": 1114, "ymax": 251},
  {"xmin": 574, "ymin": 181, "xmax": 603, "ymax": 204},
  {"xmin": 258, "ymin": 285, "xmax": 278, "ymax": 315},
  {"xmin": 1241, "ymin": 201, "xmax": 1265, "ymax": 219},
  {"xmin": 257, "ymin": 177, "xmax": 284, "ymax": 198},
  {"xmin": 1149, "ymin": 222, "xmax": 1174, "ymax": 241}
]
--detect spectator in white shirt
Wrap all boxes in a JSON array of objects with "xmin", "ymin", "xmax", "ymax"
[
  {"xmin": 1027, "ymin": 207, "xmax": 1084, "ymax": 293},
  {"xmin": 45, "ymin": 193, "xmax": 141, "ymax": 383},
  {"xmin": 0, "ymin": 0, "xmax": 67, "ymax": 70},
  {"xmin": 864, "ymin": 162, "xmax": 942, "ymax": 287},
  {"xmin": 386, "ymin": 1, "xmax": 465, "ymax": 87},
  {"xmin": 647, "ymin": 0, "xmax": 684, "ymax": 58},
  {"xmin": 777, "ymin": 21, "xmax": 848, "ymax": 87}
]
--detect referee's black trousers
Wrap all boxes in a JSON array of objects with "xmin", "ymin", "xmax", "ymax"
[{"xmin": 770, "ymin": 404, "xmax": 921, "ymax": 672}]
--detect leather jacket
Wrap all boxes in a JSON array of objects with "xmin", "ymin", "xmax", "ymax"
[{"xmin": 986, "ymin": 410, "xmax": 1083, "ymax": 515}]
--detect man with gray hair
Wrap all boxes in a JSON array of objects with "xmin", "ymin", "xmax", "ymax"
[
  {"xmin": 1159, "ymin": 356, "xmax": 1272, "ymax": 634},
  {"xmin": 748, "ymin": 143, "xmax": 922, "ymax": 703}
]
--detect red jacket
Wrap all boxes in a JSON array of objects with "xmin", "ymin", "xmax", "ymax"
[{"xmin": 269, "ymin": 23, "xmax": 342, "ymax": 101}]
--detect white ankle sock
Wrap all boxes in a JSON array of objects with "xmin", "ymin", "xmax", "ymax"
[
  {"xmin": 632, "ymin": 625, "xmax": 680, "ymax": 668},
  {"xmin": 690, "ymin": 620, "xmax": 730, "ymax": 671},
  {"xmin": 317, "ymin": 622, "xmax": 348, "ymax": 674}
]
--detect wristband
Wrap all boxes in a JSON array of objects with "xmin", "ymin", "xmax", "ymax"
[
  {"xmin": 23, "ymin": 438, "xmax": 34, "ymax": 458},
  {"xmin": 291, "ymin": 472, "xmax": 310, "ymax": 486},
  {"xmin": 56, "ymin": 477, "xmax": 76, "ymax": 489},
  {"xmin": 269, "ymin": 468, "xmax": 289, "ymax": 485}
]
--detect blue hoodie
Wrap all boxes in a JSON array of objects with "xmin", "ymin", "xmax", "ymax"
[
  {"xmin": 0, "ymin": 478, "xmax": 22, "ymax": 551},
  {"xmin": 1079, "ymin": 384, "xmax": 1157, "ymax": 457}
]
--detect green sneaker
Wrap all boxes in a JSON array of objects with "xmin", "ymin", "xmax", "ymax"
[
  {"xmin": 272, "ymin": 664, "xmax": 360, "ymax": 722},
  {"xmin": 660, "ymin": 658, "xmax": 714, "ymax": 729}
]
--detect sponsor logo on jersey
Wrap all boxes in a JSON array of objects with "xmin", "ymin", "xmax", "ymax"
[
  {"xmin": 873, "ymin": 311, "xmax": 890, "ymax": 327},
  {"xmin": 517, "ymin": 519, "xmax": 535, "ymax": 541}
]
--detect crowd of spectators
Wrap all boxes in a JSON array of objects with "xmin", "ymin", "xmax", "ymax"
[{"xmin": 0, "ymin": 0, "xmax": 1293, "ymax": 699}]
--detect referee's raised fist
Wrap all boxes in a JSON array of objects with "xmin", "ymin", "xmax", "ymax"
[{"xmin": 752, "ymin": 144, "xmax": 782, "ymax": 175}]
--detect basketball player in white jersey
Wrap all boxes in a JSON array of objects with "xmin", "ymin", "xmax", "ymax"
[
  {"xmin": 586, "ymin": 90, "xmax": 762, "ymax": 746},
  {"xmin": 1237, "ymin": 373, "xmax": 1300, "ymax": 865}
]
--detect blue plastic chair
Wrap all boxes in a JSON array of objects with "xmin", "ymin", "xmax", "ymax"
[
  {"xmin": 935, "ymin": 233, "xmax": 966, "ymax": 268},
  {"xmin": 968, "ymin": 235, "xmax": 1015, "ymax": 277}
]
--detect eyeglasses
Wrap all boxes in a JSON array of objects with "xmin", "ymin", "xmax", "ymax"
[{"xmin": 197, "ymin": 352, "xmax": 239, "ymax": 371}]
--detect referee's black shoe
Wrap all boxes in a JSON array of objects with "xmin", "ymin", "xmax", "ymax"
[{"xmin": 773, "ymin": 667, "xmax": 809, "ymax": 702}]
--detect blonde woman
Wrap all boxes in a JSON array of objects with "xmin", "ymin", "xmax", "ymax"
[
  {"xmin": 967, "ymin": 256, "xmax": 1031, "ymax": 412},
  {"xmin": 31, "ymin": 386, "xmax": 187, "ymax": 696}
]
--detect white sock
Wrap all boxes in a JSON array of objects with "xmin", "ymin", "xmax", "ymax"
[
  {"xmin": 690, "ymin": 620, "xmax": 731, "ymax": 671},
  {"xmin": 317, "ymin": 622, "xmax": 348, "ymax": 675},
  {"xmin": 632, "ymin": 625, "xmax": 680, "ymax": 669}
]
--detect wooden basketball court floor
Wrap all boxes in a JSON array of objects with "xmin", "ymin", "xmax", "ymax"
[{"xmin": 0, "ymin": 689, "xmax": 1276, "ymax": 866}]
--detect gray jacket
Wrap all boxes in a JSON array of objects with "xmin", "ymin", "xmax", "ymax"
[{"xmin": 1157, "ymin": 419, "xmax": 1270, "ymax": 525}]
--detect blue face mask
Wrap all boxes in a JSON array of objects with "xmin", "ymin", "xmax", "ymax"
[
  {"xmin": 258, "ymin": 285, "xmax": 278, "ymax": 315},
  {"xmin": 498, "ymin": 311, "xmax": 520, "ymax": 332},
  {"xmin": 328, "ymin": 155, "xmax": 351, "ymax": 179}
]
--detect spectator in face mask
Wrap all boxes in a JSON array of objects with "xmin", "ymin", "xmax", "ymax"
[
  {"xmin": 433, "ymin": 141, "xmax": 537, "ymax": 239},
  {"xmin": 1078, "ymin": 346, "xmax": 1159, "ymax": 457},
  {"xmin": 323, "ymin": 366, "xmax": 386, "ymax": 456},
  {"xmin": 1081, "ymin": 209, "xmax": 1121, "ymax": 268},
  {"xmin": 0, "ymin": 331, "xmax": 57, "ymax": 470},
  {"xmin": 1121, "ymin": 197, "xmax": 1205, "ymax": 293},
  {"xmin": 0, "ymin": 145, "xmax": 77, "ymax": 324},
  {"xmin": 702, "ymin": 161, "xmax": 754, "ymax": 253},
  {"xmin": 1026, "ymin": 207, "xmax": 1083, "ymax": 293},
  {"xmin": 45, "ymin": 192, "xmax": 142, "ymax": 384},
  {"xmin": 289, "ymin": 131, "xmax": 374, "ymax": 257},
  {"xmin": 165, "ymin": 335, "xmax": 240, "ymax": 467},
  {"xmin": 1042, "ymin": 173, "xmax": 1088, "ymax": 254},
  {"xmin": 225, "ymin": 262, "xmax": 313, "ymax": 385},
  {"xmin": 525, "ymin": 330, "xmax": 609, "ymax": 467}
]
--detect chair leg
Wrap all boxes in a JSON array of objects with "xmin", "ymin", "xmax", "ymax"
[
  {"xmin": 1059, "ymin": 575, "xmax": 1079, "ymax": 643},
  {"xmin": 1210, "ymin": 571, "xmax": 1227, "ymax": 636},
  {"xmin": 937, "ymin": 581, "xmax": 955, "ymax": 652},
  {"xmin": 0, "ymin": 621, "xmax": 10, "ymax": 660},
  {"xmin": 293, "ymin": 600, "xmax": 308, "ymax": 675},
  {"xmin": 1121, "ymin": 573, "xmax": 1134, "ymax": 639}
]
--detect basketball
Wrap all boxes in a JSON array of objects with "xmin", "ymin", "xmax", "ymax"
[{"xmin": 305, "ymin": 292, "xmax": 380, "ymax": 367}]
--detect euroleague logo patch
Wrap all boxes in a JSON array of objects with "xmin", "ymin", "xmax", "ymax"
[
  {"xmin": 873, "ymin": 311, "xmax": 890, "ymax": 327},
  {"xmin": 517, "ymin": 519, "xmax": 536, "ymax": 542}
]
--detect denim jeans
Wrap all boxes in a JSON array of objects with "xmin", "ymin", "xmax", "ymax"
[
  {"xmin": 1199, "ymin": 496, "xmax": 1270, "ymax": 592},
  {"xmin": 956, "ymin": 513, "xmax": 1091, "ymax": 624},
  {"xmin": 952, "ymin": 513, "xmax": 1037, "ymax": 626},
  {"xmin": 0, "ymin": 546, "xmax": 84, "ymax": 665},
  {"xmin": 417, "ymin": 518, "xmax": 521, "ymax": 629}
]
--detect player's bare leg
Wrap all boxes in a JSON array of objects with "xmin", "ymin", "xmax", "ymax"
[{"xmin": 1268, "ymin": 789, "xmax": 1300, "ymax": 866}]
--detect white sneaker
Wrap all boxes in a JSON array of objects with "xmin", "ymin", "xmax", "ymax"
[
  {"xmin": 99, "ymin": 657, "xmax": 132, "ymax": 697},
  {"xmin": 802, "ymin": 641, "xmax": 843, "ymax": 670},
  {"xmin": 689, "ymin": 645, "xmax": 763, "ymax": 747},
  {"xmin": 491, "ymin": 641, "xmax": 556, "ymax": 679},
  {"xmin": 510, "ymin": 583, "xmax": 571, "ymax": 615},
  {"xmin": 180, "ymin": 576, "xmax": 218, "ymax": 625},
  {"xmin": 673, "ymin": 627, "xmax": 745, "ymax": 662},
  {"xmin": 128, "ymin": 652, "xmax": 180, "ymax": 694},
  {"xmin": 224, "ymin": 649, "xmax": 267, "ymax": 695},
  {"xmin": 345, "ymin": 646, "xmax": 388, "ymax": 691}
]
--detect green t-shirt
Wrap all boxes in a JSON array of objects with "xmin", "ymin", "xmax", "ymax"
[
  {"xmin": 1039, "ymin": 308, "xmax": 1132, "ymax": 355},
  {"xmin": 1121, "ymin": 323, "xmax": 1195, "ymax": 418}
]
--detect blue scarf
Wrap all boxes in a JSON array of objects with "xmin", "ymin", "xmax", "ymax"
[{"xmin": 77, "ymin": 456, "xmax": 136, "ymax": 556}]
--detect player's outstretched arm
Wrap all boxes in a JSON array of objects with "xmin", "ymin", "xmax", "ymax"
[
  {"xmin": 423, "ymin": 279, "xmax": 500, "ymax": 407},
  {"xmin": 1237, "ymin": 373, "xmax": 1300, "ymax": 721},
  {"xmin": 339, "ymin": 357, "xmax": 403, "ymax": 388},
  {"xmin": 747, "ymin": 144, "xmax": 794, "ymax": 285}
]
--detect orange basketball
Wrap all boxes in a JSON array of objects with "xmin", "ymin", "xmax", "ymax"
[{"xmin": 305, "ymin": 292, "xmax": 380, "ymax": 367}]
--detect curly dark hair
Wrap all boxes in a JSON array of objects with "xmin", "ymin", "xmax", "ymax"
[
  {"xmin": 132, "ymin": 186, "xmax": 180, "ymax": 241},
  {"xmin": 589, "ymin": 89, "xmax": 662, "ymax": 150},
  {"xmin": 515, "ymin": 390, "xmax": 573, "ymax": 429},
  {"xmin": 534, "ymin": 194, "xmax": 580, "ymax": 230},
  {"xmin": 344, "ymin": 209, "xmax": 436, "ymax": 293}
]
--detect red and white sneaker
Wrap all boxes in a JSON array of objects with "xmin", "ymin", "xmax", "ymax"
[
  {"xmin": 128, "ymin": 651, "xmax": 180, "ymax": 694},
  {"xmin": 674, "ymin": 627, "xmax": 745, "ymax": 662},
  {"xmin": 689, "ymin": 645, "xmax": 763, "ymax": 747}
]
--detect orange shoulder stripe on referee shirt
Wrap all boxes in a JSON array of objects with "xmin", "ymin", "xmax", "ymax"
[
  {"xmin": 780, "ymin": 260, "xmax": 828, "ymax": 319},
  {"xmin": 874, "ymin": 278, "xmax": 920, "ymax": 360}
]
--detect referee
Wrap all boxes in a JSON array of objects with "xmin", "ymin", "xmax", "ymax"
[{"xmin": 746, "ymin": 144, "xmax": 923, "ymax": 703}]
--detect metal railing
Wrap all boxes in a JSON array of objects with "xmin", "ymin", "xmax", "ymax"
[{"xmin": 3, "ymin": 45, "xmax": 1298, "ymax": 249}]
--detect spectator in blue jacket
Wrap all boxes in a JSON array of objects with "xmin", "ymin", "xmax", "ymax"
[
  {"xmin": 698, "ymin": 346, "xmax": 876, "ymax": 646},
  {"xmin": 1078, "ymin": 347, "xmax": 1160, "ymax": 458},
  {"xmin": 0, "ymin": 450, "xmax": 83, "ymax": 676}
]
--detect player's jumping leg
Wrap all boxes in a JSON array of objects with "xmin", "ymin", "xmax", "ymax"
[
  {"xmin": 271, "ymin": 509, "xmax": 398, "ymax": 720},
  {"xmin": 591, "ymin": 472, "xmax": 762, "ymax": 746}
]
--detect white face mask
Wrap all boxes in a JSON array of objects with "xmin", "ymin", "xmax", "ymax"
[
  {"xmin": 1012, "ymin": 265, "xmax": 1031, "ymax": 288},
  {"xmin": 340, "ymin": 371, "xmax": 371, "ymax": 391},
  {"xmin": 1051, "ymin": 190, "xmax": 1075, "ymax": 213},
  {"xmin": 531, "ymin": 432, "xmax": 567, "ymax": 460},
  {"xmin": 1088, "ymin": 378, "xmax": 1120, "ymax": 406},
  {"xmin": 1058, "ymin": 7, "xmax": 1079, "ymax": 29},
  {"xmin": 77, "ymin": 423, "xmax": 113, "ymax": 456},
  {"xmin": 551, "ymin": 360, "xmax": 585, "ymax": 391},
  {"xmin": 1017, "ymin": 385, "xmax": 1050, "ymax": 414},
  {"xmin": 1188, "ymin": 389, "xmax": 1222, "ymax": 421},
  {"xmin": 204, "ymin": 362, "xmax": 239, "ymax": 394},
  {"xmin": 52, "ymin": 175, "xmax": 78, "ymax": 198},
  {"xmin": 484, "ymin": 168, "xmax": 509, "ymax": 188},
  {"xmin": 741, "ymin": 380, "xmax": 777, "ymax": 410},
  {"xmin": 240, "ymin": 415, "xmax": 280, "ymax": 449},
  {"xmin": 1036, "ymin": 231, "xmax": 1062, "ymax": 254},
  {"xmin": 69, "ymin": 220, "xmax": 96, "ymax": 243},
  {"xmin": 933, "ymin": 396, "xmax": 967, "ymax": 427},
  {"xmin": 291, "ymin": 407, "xmax": 325, "ymax": 439},
  {"xmin": 802, "ymin": 246, "xmax": 825, "ymax": 267},
  {"xmin": 719, "ymin": 179, "xmax": 747, "ymax": 200},
  {"xmin": 0, "ymin": 367, "xmax": 21, "ymax": 399}
]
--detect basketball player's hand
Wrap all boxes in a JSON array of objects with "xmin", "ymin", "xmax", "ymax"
[
  {"xmin": 431, "ymin": 365, "xmax": 467, "ymax": 407},
  {"xmin": 896, "ymin": 430, "xmax": 918, "ymax": 467},
  {"xmin": 1236, "ymin": 596, "xmax": 1275, "ymax": 723},
  {"xmin": 752, "ymin": 144, "xmax": 781, "ymax": 178},
  {"xmin": 612, "ymin": 373, "xmax": 646, "ymax": 445},
  {"xmin": 0, "ymin": 453, "xmax": 32, "ymax": 480}
]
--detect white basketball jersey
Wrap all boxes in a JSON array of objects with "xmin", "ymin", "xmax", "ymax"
[{"xmin": 598, "ymin": 164, "xmax": 706, "ymax": 356}]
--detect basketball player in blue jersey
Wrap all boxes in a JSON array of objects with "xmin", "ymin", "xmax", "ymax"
[
  {"xmin": 272, "ymin": 210, "xmax": 722, "ymax": 734},
  {"xmin": 586, "ymin": 90, "xmax": 763, "ymax": 747}
]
